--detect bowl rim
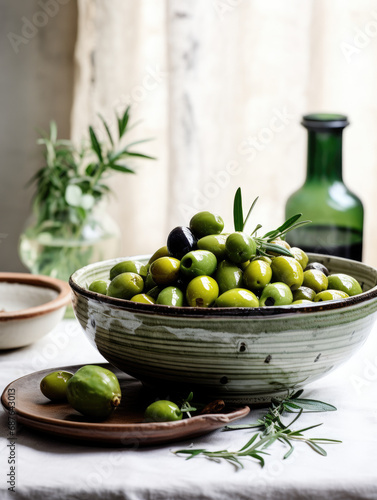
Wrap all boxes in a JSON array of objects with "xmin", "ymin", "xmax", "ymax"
[
  {"xmin": 0, "ymin": 273, "xmax": 71, "ymax": 322},
  {"xmin": 69, "ymin": 253, "xmax": 377, "ymax": 319}
]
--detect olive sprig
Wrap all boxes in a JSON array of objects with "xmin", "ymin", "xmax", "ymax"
[
  {"xmin": 174, "ymin": 390, "xmax": 340, "ymax": 469},
  {"xmin": 233, "ymin": 187, "xmax": 311, "ymax": 258},
  {"xmin": 179, "ymin": 392, "xmax": 197, "ymax": 418}
]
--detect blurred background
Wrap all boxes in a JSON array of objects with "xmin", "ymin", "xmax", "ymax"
[{"xmin": 1, "ymin": 0, "xmax": 377, "ymax": 272}]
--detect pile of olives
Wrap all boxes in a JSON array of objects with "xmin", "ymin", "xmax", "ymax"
[
  {"xmin": 40, "ymin": 365, "xmax": 122, "ymax": 420},
  {"xmin": 88, "ymin": 211, "xmax": 363, "ymax": 308},
  {"xmin": 40, "ymin": 365, "xmax": 192, "ymax": 422}
]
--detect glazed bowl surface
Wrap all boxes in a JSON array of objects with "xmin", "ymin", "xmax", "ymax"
[
  {"xmin": 0, "ymin": 273, "xmax": 71, "ymax": 350},
  {"xmin": 70, "ymin": 254, "xmax": 377, "ymax": 403}
]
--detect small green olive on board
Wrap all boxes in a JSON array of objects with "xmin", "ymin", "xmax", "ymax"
[
  {"xmin": 67, "ymin": 365, "xmax": 122, "ymax": 420},
  {"xmin": 215, "ymin": 260, "xmax": 243, "ymax": 294},
  {"xmin": 107, "ymin": 272, "xmax": 144, "ymax": 299},
  {"xmin": 186, "ymin": 276, "xmax": 219, "ymax": 307},
  {"xmin": 271, "ymin": 256, "xmax": 304, "ymax": 291},
  {"xmin": 214, "ymin": 288, "xmax": 259, "ymax": 308},
  {"xmin": 144, "ymin": 400, "xmax": 182, "ymax": 422},
  {"xmin": 259, "ymin": 282, "xmax": 293, "ymax": 307},
  {"xmin": 302, "ymin": 269, "xmax": 328, "ymax": 294},
  {"xmin": 40, "ymin": 371, "xmax": 74, "ymax": 401},
  {"xmin": 327, "ymin": 273, "xmax": 363, "ymax": 296},
  {"xmin": 189, "ymin": 211, "xmax": 224, "ymax": 238}
]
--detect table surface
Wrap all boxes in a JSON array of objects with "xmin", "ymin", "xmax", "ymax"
[{"xmin": 1, "ymin": 318, "xmax": 377, "ymax": 500}]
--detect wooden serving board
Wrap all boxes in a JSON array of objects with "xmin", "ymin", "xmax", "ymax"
[{"xmin": 1, "ymin": 364, "xmax": 250, "ymax": 447}]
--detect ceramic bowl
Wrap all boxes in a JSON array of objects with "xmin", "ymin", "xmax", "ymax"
[
  {"xmin": 70, "ymin": 254, "xmax": 377, "ymax": 404},
  {"xmin": 0, "ymin": 273, "xmax": 71, "ymax": 350}
]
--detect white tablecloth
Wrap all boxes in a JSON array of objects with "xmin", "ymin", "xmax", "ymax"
[{"xmin": 1, "ymin": 318, "xmax": 377, "ymax": 500}]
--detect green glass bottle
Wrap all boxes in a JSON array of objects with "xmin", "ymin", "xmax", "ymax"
[{"xmin": 285, "ymin": 114, "xmax": 363, "ymax": 261}]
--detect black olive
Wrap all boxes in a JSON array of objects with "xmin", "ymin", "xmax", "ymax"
[{"xmin": 167, "ymin": 226, "xmax": 197, "ymax": 260}]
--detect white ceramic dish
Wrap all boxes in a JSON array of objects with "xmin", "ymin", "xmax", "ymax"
[{"xmin": 0, "ymin": 273, "xmax": 71, "ymax": 350}]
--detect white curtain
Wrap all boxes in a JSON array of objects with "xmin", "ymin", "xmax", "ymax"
[{"xmin": 71, "ymin": 0, "xmax": 377, "ymax": 266}]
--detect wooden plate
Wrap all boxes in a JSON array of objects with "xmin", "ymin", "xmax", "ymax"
[{"xmin": 1, "ymin": 364, "xmax": 250, "ymax": 446}]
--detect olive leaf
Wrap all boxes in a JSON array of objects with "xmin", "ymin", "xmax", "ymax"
[
  {"xmin": 233, "ymin": 187, "xmax": 243, "ymax": 232},
  {"xmin": 232, "ymin": 188, "xmax": 311, "ymax": 258}
]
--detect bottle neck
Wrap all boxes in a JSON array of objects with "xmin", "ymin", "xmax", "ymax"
[{"xmin": 306, "ymin": 130, "xmax": 343, "ymax": 182}]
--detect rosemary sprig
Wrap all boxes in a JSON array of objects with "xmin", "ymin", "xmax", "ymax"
[
  {"xmin": 174, "ymin": 390, "xmax": 341, "ymax": 469},
  {"xmin": 179, "ymin": 392, "xmax": 197, "ymax": 418},
  {"xmin": 233, "ymin": 187, "xmax": 311, "ymax": 258}
]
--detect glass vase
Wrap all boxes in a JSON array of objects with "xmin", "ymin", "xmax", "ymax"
[{"xmin": 19, "ymin": 205, "xmax": 121, "ymax": 316}]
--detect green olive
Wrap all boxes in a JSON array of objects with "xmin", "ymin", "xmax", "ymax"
[
  {"xmin": 226, "ymin": 232, "xmax": 257, "ymax": 264},
  {"xmin": 302, "ymin": 269, "xmax": 328, "ymax": 294},
  {"xmin": 259, "ymin": 282, "xmax": 293, "ymax": 306},
  {"xmin": 180, "ymin": 250, "xmax": 217, "ymax": 279},
  {"xmin": 327, "ymin": 273, "xmax": 363, "ymax": 297},
  {"xmin": 292, "ymin": 299, "xmax": 313, "ymax": 305},
  {"xmin": 197, "ymin": 234, "xmax": 228, "ymax": 260},
  {"xmin": 107, "ymin": 272, "xmax": 144, "ymax": 299},
  {"xmin": 40, "ymin": 371, "xmax": 73, "ymax": 401},
  {"xmin": 271, "ymin": 256, "xmax": 304, "ymax": 291},
  {"xmin": 149, "ymin": 256, "xmax": 181, "ymax": 285},
  {"xmin": 290, "ymin": 247, "xmax": 309, "ymax": 269},
  {"xmin": 109, "ymin": 260, "xmax": 147, "ymax": 281},
  {"xmin": 156, "ymin": 286, "xmax": 184, "ymax": 307},
  {"xmin": 214, "ymin": 260, "xmax": 243, "ymax": 294},
  {"xmin": 130, "ymin": 293, "xmax": 156, "ymax": 304},
  {"xmin": 88, "ymin": 280, "xmax": 109, "ymax": 295},
  {"xmin": 186, "ymin": 276, "xmax": 219, "ymax": 307},
  {"xmin": 66, "ymin": 365, "xmax": 122, "ymax": 420},
  {"xmin": 214, "ymin": 288, "xmax": 259, "ymax": 308},
  {"xmin": 189, "ymin": 211, "xmax": 224, "ymax": 238},
  {"xmin": 292, "ymin": 286, "xmax": 316, "ymax": 302},
  {"xmin": 144, "ymin": 400, "xmax": 182, "ymax": 422},
  {"xmin": 243, "ymin": 259, "xmax": 272, "ymax": 291},
  {"xmin": 148, "ymin": 246, "xmax": 170, "ymax": 265},
  {"xmin": 315, "ymin": 290, "xmax": 350, "ymax": 302},
  {"xmin": 252, "ymin": 255, "xmax": 272, "ymax": 265}
]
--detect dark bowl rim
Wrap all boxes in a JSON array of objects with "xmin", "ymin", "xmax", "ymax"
[{"xmin": 69, "ymin": 253, "xmax": 377, "ymax": 319}]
